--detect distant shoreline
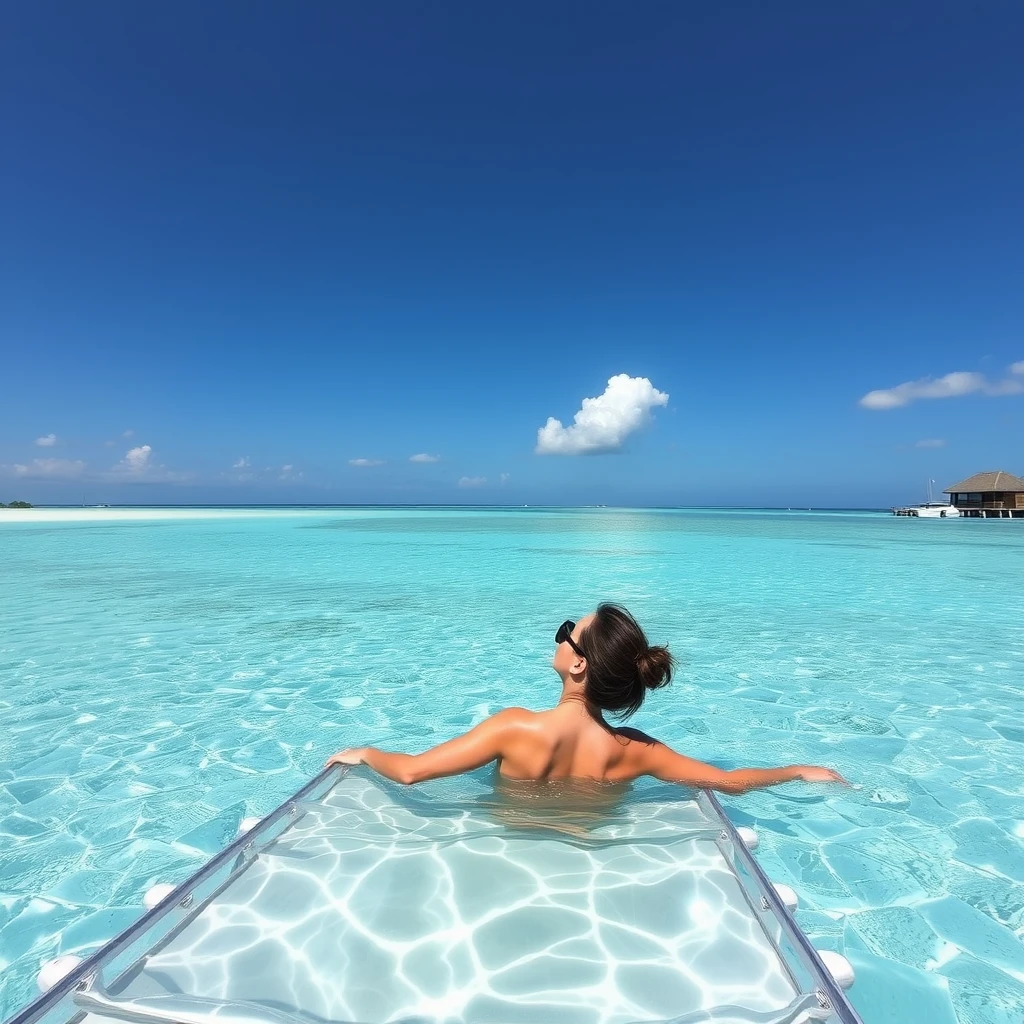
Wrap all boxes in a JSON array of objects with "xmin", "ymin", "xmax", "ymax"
[{"xmin": 1, "ymin": 504, "xmax": 895, "ymax": 524}]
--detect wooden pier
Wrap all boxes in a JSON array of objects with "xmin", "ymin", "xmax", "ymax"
[{"xmin": 956, "ymin": 507, "xmax": 1024, "ymax": 519}]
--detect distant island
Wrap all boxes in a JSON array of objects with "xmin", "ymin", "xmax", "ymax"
[{"xmin": 1, "ymin": 500, "xmax": 33, "ymax": 508}]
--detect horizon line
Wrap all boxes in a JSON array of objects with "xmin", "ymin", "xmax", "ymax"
[{"xmin": 9, "ymin": 503, "xmax": 893, "ymax": 512}]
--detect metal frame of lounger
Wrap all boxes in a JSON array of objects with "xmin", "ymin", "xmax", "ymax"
[
  {"xmin": 5, "ymin": 767, "xmax": 863, "ymax": 1024},
  {"xmin": 698, "ymin": 790, "xmax": 862, "ymax": 1024}
]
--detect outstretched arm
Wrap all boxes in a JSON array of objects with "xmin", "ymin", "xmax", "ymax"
[
  {"xmin": 326, "ymin": 708, "xmax": 530, "ymax": 785},
  {"xmin": 623, "ymin": 730, "xmax": 847, "ymax": 793}
]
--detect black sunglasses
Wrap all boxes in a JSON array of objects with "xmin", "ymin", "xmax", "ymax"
[{"xmin": 555, "ymin": 620, "xmax": 586, "ymax": 659}]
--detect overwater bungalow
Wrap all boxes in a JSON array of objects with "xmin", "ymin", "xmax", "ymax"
[{"xmin": 944, "ymin": 470, "xmax": 1024, "ymax": 518}]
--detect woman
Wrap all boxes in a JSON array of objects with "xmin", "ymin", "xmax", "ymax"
[{"xmin": 327, "ymin": 603, "xmax": 847, "ymax": 793}]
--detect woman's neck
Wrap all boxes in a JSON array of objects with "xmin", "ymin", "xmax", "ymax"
[
  {"xmin": 555, "ymin": 684, "xmax": 608, "ymax": 727},
  {"xmin": 556, "ymin": 677, "xmax": 586, "ymax": 707},
  {"xmin": 556, "ymin": 692, "xmax": 587, "ymax": 710}
]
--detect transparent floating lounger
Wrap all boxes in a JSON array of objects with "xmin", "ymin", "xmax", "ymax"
[{"xmin": 9, "ymin": 767, "xmax": 863, "ymax": 1024}]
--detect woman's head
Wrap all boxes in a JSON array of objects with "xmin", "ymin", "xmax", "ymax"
[{"xmin": 553, "ymin": 604, "xmax": 674, "ymax": 718}]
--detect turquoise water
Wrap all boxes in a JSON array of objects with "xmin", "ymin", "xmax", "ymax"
[
  {"xmin": 61, "ymin": 773, "xmax": 815, "ymax": 1024},
  {"xmin": 1, "ymin": 507, "xmax": 1022, "ymax": 1023}
]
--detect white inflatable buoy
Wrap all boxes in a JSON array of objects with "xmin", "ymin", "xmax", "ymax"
[
  {"xmin": 37, "ymin": 955, "xmax": 83, "ymax": 994},
  {"xmin": 737, "ymin": 826, "xmax": 759, "ymax": 851},
  {"xmin": 238, "ymin": 816, "xmax": 261, "ymax": 837},
  {"xmin": 143, "ymin": 883, "xmax": 176, "ymax": 910},
  {"xmin": 817, "ymin": 949, "xmax": 855, "ymax": 990},
  {"xmin": 773, "ymin": 882, "xmax": 799, "ymax": 912}
]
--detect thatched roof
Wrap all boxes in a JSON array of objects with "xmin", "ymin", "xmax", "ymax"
[{"xmin": 944, "ymin": 470, "xmax": 1024, "ymax": 493}]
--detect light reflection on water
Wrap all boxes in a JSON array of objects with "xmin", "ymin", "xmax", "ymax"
[{"xmin": 1, "ymin": 508, "xmax": 1022, "ymax": 1023}]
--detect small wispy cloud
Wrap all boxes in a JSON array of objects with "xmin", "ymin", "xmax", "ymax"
[
  {"xmin": 115, "ymin": 445, "xmax": 153, "ymax": 474},
  {"xmin": 536, "ymin": 374, "xmax": 669, "ymax": 455},
  {"xmin": 915, "ymin": 439, "xmax": 946, "ymax": 449},
  {"xmin": 349, "ymin": 458, "xmax": 384, "ymax": 467},
  {"xmin": 105, "ymin": 445, "xmax": 189, "ymax": 483},
  {"xmin": 458, "ymin": 476, "xmax": 487, "ymax": 488},
  {"xmin": 500, "ymin": 472, "xmax": 510, "ymax": 484},
  {"xmin": 859, "ymin": 363, "xmax": 1024, "ymax": 409},
  {"xmin": 123, "ymin": 429, "xmax": 134, "ymax": 438},
  {"xmin": 228, "ymin": 456, "xmax": 254, "ymax": 482},
  {"xmin": 409, "ymin": 453, "xmax": 440, "ymax": 463},
  {"xmin": 9, "ymin": 458, "xmax": 87, "ymax": 479},
  {"xmin": 279, "ymin": 464, "xmax": 302, "ymax": 481},
  {"xmin": 35, "ymin": 433, "xmax": 57, "ymax": 447}
]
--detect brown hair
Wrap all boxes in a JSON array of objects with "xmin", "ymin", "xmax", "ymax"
[{"xmin": 579, "ymin": 603, "xmax": 674, "ymax": 719}]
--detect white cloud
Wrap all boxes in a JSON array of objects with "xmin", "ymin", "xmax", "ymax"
[
  {"xmin": 500, "ymin": 472, "xmax": 510, "ymax": 484},
  {"xmin": 117, "ymin": 445, "xmax": 152, "ymax": 474},
  {"xmin": 458, "ymin": 476, "xmax": 487, "ymax": 488},
  {"xmin": 279, "ymin": 464, "xmax": 303, "ymax": 481},
  {"xmin": 123, "ymin": 429, "xmax": 134, "ymax": 438},
  {"xmin": 104, "ymin": 445, "xmax": 189, "ymax": 483},
  {"xmin": 915, "ymin": 439, "xmax": 946, "ymax": 449},
  {"xmin": 535, "ymin": 374, "xmax": 669, "ymax": 455},
  {"xmin": 349, "ymin": 458, "xmax": 384, "ymax": 467},
  {"xmin": 860, "ymin": 365, "xmax": 1024, "ymax": 409},
  {"xmin": 409, "ymin": 453, "xmax": 440, "ymax": 463},
  {"xmin": 228, "ymin": 456, "xmax": 253, "ymax": 482},
  {"xmin": 35, "ymin": 433, "xmax": 57, "ymax": 447},
  {"xmin": 9, "ymin": 458, "xmax": 86, "ymax": 479},
  {"xmin": 1011, "ymin": 361, "xmax": 1024, "ymax": 375}
]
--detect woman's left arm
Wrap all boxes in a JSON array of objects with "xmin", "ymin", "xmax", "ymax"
[{"xmin": 326, "ymin": 708, "xmax": 530, "ymax": 784}]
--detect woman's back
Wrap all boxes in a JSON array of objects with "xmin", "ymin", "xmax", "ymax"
[
  {"xmin": 494, "ymin": 704, "xmax": 642, "ymax": 782},
  {"xmin": 327, "ymin": 605, "xmax": 847, "ymax": 793}
]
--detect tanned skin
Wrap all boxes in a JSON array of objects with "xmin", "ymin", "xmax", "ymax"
[{"xmin": 327, "ymin": 614, "xmax": 848, "ymax": 794}]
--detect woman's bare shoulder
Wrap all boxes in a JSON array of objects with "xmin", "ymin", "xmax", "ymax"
[
  {"xmin": 489, "ymin": 707, "xmax": 540, "ymax": 729},
  {"xmin": 609, "ymin": 726, "xmax": 671, "ymax": 775}
]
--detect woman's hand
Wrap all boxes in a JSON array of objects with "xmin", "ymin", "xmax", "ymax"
[
  {"xmin": 797, "ymin": 766, "xmax": 849, "ymax": 785},
  {"xmin": 326, "ymin": 748, "xmax": 369, "ymax": 767}
]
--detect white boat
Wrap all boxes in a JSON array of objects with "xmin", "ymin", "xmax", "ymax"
[
  {"xmin": 910, "ymin": 501, "xmax": 960, "ymax": 518},
  {"xmin": 893, "ymin": 479, "xmax": 961, "ymax": 518}
]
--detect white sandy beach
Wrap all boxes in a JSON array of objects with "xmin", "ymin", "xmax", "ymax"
[{"xmin": 0, "ymin": 508, "xmax": 320, "ymax": 524}]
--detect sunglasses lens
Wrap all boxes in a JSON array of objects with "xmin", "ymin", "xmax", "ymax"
[{"xmin": 555, "ymin": 621, "xmax": 575, "ymax": 644}]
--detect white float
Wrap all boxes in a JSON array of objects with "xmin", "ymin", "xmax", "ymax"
[
  {"xmin": 37, "ymin": 955, "xmax": 83, "ymax": 994},
  {"xmin": 772, "ymin": 882, "xmax": 798, "ymax": 912},
  {"xmin": 143, "ymin": 883, "xmax": 176, "ymax": 910},
  {"xmin": 816, "ymin": 949, "xmax": 855, "ymax": 990},
  {"xmin": 238, "ymin": 816, "xmax": 261, "ymax": 837},
  {"xmin": 736, "ymin": 826, "xmax": 759, "ymax": 851}
]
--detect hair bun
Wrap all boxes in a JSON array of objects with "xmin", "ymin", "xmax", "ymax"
[
  {"xmin": 636, "ymin": 645, "xmax": 674, "ymax": 690},
  {"xmin": 582, "ymin": 603, "xmax": 673, "ymax": 720}
]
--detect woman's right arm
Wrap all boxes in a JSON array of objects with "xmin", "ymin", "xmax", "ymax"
[
  {"xmin": 627, "ymin": 733, "xmax": 847, "ymax": 793},
  {"xmin": 325, "ymin": 708, "xmax": 532, "ymax": 785}
]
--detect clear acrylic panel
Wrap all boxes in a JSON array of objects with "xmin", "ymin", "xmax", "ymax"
[{"xmin": 5, "ymin": 768, "xmax": 861, "ymax": 1024}]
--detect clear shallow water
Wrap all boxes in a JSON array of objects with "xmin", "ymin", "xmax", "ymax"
[
  {"xmin": 104, "ymin": 772, "xmax": 799, "ymax": 1024},
  {"xmin": 1, "ymin": 507, "xmax": 1022, "ymax": 1023}
]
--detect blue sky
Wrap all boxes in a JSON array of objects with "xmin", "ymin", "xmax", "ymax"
[{"xmin": 2, "ymin": 1, "xmax": 1022, "ymax": 507}]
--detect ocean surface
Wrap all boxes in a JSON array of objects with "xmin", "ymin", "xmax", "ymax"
[{"xmin": 0, "ymin": 507, "xmax": 1022, "ymax": 1024}]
